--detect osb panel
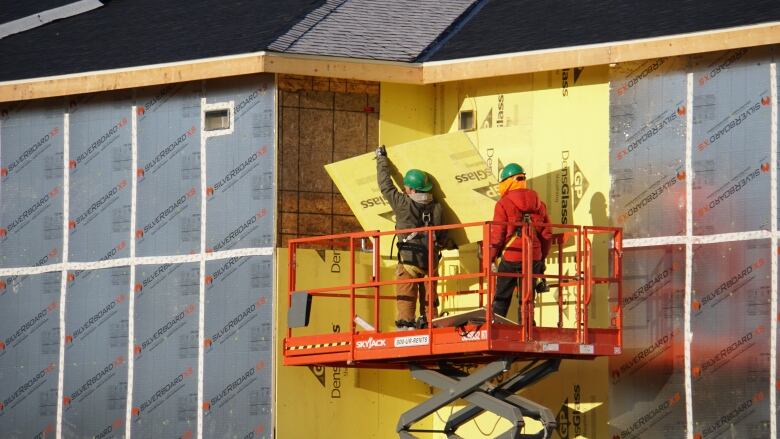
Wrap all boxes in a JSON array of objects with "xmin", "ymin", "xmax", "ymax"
[
  {"xmin": 280, "ymin": 213, "xmax": 298, "ymax": 234},
  {"xmin": 299, "ymin": 108, "xmax": 333, "ymax": 149},
  {"xmin": 366, "ymin": 113, "xmax": 379, "ymax": 151},
  {"xmin": 332, "ymin": 194, "xmax": 351, "ymax": 216},
  {"xmin": 281, "ymin": 156, "xmax": 298, "ymax": 191},
  {"xmin": 280, "ymin": 191, "xmax": 298, "ymax": 212},
  {"xmin": 367, "ymin": 93, "xmax": 380, "ymax": 111},
  {"xmin": 280, "ymin": 234, "xmax": 296, "ymax": 247},
  {"xmin": 299, "ymin": 192, "xmax": 332, "ymax": 215},
  {"xmin": 276, "ymin": 73, "xmax": 380, "ymax": 244},
  {"xmin": 333, "ymin": 150, "xmax": 358, "ymax": 163},
  {"xmin": 329, "ymin": 78, "xmax": 347, "ymax": 93},
  {"xmin": 335, "ymin": 93, "xmax": 367, "ymax": 111},
  {"xmin": 299, "ymin": 150, "xmax": 333, "ymax": 193},
  {"xmin": 365, "ymin": 83, "xmax": 380, "ymax": 95},
  {"xmin": 312, "ymin": 77, "xmax": 331, "ymax": 92},
  {"xmin": 278, "ymin": 75, "xmax": 312, "ymax": 92},
  {"xmin": 333, "ymin": 215, "xmax": 361, "ymax": 234},
  {"xmin": 281, "ymin": 107, "xmax": 299, "ymax": 148},
  {"xmin": 300, "ymin": 90, "xmax": 334, "ymax": 110},
  {"xmin": 334, "ymin": 111, "xmax": 367, "ymax": 154},
  {"xmin": 299, "ymin": 213, "xmax": 332, "ymax": 236}
]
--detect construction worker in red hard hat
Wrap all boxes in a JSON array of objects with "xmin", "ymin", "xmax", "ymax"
[
  {"xmin": 489, "ymin": 163, "xmax": 552, "ymax": 318},
  {"xmin": 375, "ymin": 145, "xmax": 455, "ymax": 330}
]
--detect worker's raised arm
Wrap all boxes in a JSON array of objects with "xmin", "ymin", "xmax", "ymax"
[{"xmin": 375, "ymin": 145, "xmax": 406, "ymax": 210}]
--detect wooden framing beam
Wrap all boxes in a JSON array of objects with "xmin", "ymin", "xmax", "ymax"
[
  {"xmin": 423, "ymin": 21, "xmax": 780, "ymax": 83},
  {"xmin": 0, "ymin": 21, "xmax": 778, "ymax": 103}
]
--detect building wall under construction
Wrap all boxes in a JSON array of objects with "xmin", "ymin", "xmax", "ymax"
[
  {"xmin": 608, "ymin": 46, "xmax": 777, "ymax": 438},
  {"xmin": 0, "ymin": 74, "xmax": 276, "ymax": 439}
]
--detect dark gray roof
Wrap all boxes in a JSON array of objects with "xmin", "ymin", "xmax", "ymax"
[
  {"xmin": 0, "ymin": 0, "xmax": 324, "ymax": 82},
  {"xmin": 268, "ymin": 0, "xmax": 478, "ymax": 62},
  {"xmin": 0, "ymin": 0, "xmax": 778, "ymax": 82},
  {"xmin": 426, "ymin": 0, "xmax": 780, "ymax": 61}
]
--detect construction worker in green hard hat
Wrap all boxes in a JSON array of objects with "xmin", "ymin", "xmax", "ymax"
[
  {"xmin": 375, "ymin": 145, "xmax": 455, "ymax": 330},
  {"xmin": 489, "ymin": 163, "xmax": 552, "ymax": 319}
]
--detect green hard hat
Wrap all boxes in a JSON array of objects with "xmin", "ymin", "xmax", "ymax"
[
  {"xmin": 403, "ymin": 169, "xmax": 433, "ymax": 192},
  {"xmin": 499, "ymin": 163, "xmax": 526, "ymax": 182}
]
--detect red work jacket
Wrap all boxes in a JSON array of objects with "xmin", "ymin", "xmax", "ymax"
[{"xmin": 489, "ymin": 188, "xmax": 552, "ymax": 263}]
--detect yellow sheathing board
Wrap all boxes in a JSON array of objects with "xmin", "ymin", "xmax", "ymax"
[
  {"xmin": 324, "ymin": 132, "xmax": 497, "ymax": 245},
  {"xmin": 379, "ymin": 83, "xmax": 436, "ymax": 146},
  {"xmin": 429, "ymin": 68, "xmax": 611, "ymax": 438},
  {"xmin": 275, "ymin": 248, "xmax": 433, "ymax": 438}
]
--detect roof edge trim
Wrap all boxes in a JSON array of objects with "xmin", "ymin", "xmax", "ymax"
[
  {"xmin": 0, "ymin": 21, "xmax": 779, "ymax": 102},
  {"xmin": 0, "ymin": 51, "xmax": 422, "ymax": 103},
  {"xmin": 422, "ymin": 21, "xmax": 780, "ymax": 83}
]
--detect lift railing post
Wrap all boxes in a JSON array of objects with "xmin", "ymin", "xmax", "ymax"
[
  {"xmin": 427, "ymin": 227, "xmax": 434, "ymax": 354},
  {"xmin": 287, "ymin": 241, "xmax": 296, "ymax": 340},
  {"xmin": 557, "ymin": 232, "xmax": 564, "ymax": 329},
  {"xmin": 583, "ymin": 233, "xmax": 593, "ymax": 344},
  {"xmin": 523, "ymin": 224, "xmax": 533, "ymax": 341},
  {"xmin": 373, "ymin": 234, "xmax": 380, "ymax": 333},
  {"xmin": 576, "ymin": 226, "xmax": 583, "ymax": 343},
  {"xmin": 484, "ymin": 222, "xmax": 493, "ymax": 349},
  {"xmin": 615, "ymin": 229, "xmax": 624, "ymax": 347},
  {"xmin": 349, "ymin": 237, "xmax": 356, "ymax": 363}
]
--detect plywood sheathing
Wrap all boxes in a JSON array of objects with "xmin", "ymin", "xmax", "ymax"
[{"xmin": 277, "ymin": 74, "xmax": 379, "ymax": 246}]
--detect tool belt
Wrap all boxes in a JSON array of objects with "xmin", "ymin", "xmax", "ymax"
[{"xmin": 397, "ymin": 233, "xmax": 436, "ymax": 271}]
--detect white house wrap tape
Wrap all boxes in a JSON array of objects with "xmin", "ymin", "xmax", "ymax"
[
  {"xmin": 55, "ymin": 113, "xmax": 70, "ymax": 439},
  {"xmin": 684, "ymin": 72, "xmax": 694, "ymax": 439}
]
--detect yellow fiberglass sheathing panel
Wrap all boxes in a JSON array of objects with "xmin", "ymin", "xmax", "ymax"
[
  {"xmin": 378, "ymin": 83, "xmax": 436, "ymax": 146},
  {"xmin": 429, "ymin": 67, "xmax": 612, "ymax": 438},
  {"xmin": 275, "ymin": 248, "xmax": 434, "ymax": 439},
  {"xmin": 325, "ymin": 131, "xmax": 497, "ymax": 246}
]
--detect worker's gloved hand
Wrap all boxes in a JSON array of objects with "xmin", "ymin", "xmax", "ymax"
[
  {"xmin": 491, "ymin": 262, "xmax": 498, "ymax": 273},
  {"xmin": 375, "ymin": 145, "xmax": 387, "ymax": 157}
]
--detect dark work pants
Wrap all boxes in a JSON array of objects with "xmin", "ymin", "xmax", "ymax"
[{"xmin": 492, "ymin": 259, "xmax": 545, "ymax": 318}]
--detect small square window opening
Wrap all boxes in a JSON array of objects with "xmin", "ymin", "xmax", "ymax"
[
  {"xmin": 459, "ymin": 110, "xmax": 475, "ymax": 131},
  {"xmin": 205, "ymin": 109, "xmax": 231, "ymax": 131}
]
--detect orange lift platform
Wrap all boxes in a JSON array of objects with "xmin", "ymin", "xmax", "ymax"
[{"xmin": 283, "ymin": 221, "xmax": 623, "ymax": 439}]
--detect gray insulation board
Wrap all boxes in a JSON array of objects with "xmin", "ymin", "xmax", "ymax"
[
  {"xmin": 0, "ymin": 73, "xmax": 276, "ymax": 438},
  {"xmin": 0, "ymin": 272, "xmax": 61, "ymax": 439},
  {"xmin": 691, "ymin": 50, "xmax": 772, "ymax": 235},
  {"xmin": 609, "ymin": 57, "xmax": 687, "ymax": 239},
  {"xmin": 205, "ymin": 75, "xmax": 275, "ymax": 252},
  {"xmin": 63, "ymin": 267, "xmax": 129, "ymax": 438},
  {"xmin": 204, "ymin": 256, "xmax": 272, "ymax": 438},
  {"xmin": 135, "ymin": 81, "xmax": 202, "ymax": 257},
  {"xmin": 0, "ymin": 99, "xmax": 64, "ymax": 268},
  {"xmin": 132, "ymin": 262, "xmax": 199, "ymax": 438},
  {"xmin": 68, "ymin": 92, "xmax": 133, "ymax": 262},
  {"xmin": 608, "ymin": 48, "xmax": 775, "ymax": 438}
]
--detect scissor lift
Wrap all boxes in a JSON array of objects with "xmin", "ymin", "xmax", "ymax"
[{"xmin": 284, "ymin": 221, "xmax": 622, "ymax": 438}]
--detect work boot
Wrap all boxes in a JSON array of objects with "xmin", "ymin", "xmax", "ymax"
[
  {"xmin": 395, "ymin": 319, "xmax": 415, "ymax": 331},
  {"xmin": 535, "ymin": 278, "xmax": 550, "ymax": 293},
  {"xmin": 415, "ymin": 315, "xmax": 428, "ymax": 329}
]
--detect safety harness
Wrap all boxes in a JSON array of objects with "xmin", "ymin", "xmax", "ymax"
[{"xmin": 396, "ymin": 202, "xmax": 437, "ymax": 271}]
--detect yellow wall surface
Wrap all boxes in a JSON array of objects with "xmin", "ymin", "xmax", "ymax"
[
  {"xmin": 276, "ymin": 68, "xmax": 613, "ymax": 438},
  {"xmin": 379, "ymin": 82, "xmax": 436, "ymax": 145},
  {"xmin": 429, "ymin": 68, "xmax": 612, "ymax": 438},
  {"xmin": 275, "ymin": 248, "xmax": 436, "ymax": 438}
]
